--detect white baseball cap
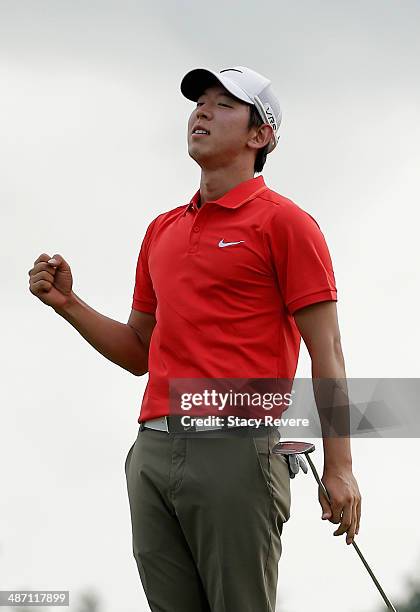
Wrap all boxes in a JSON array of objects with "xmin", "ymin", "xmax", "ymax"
[{"xmin": 180, "ymin": 65, "xmax": 282, "ymax": 154}]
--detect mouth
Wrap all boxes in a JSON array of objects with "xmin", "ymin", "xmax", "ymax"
[{"xmin": 191, "ymin": 127, "xmax": 211, "ymax": 137}]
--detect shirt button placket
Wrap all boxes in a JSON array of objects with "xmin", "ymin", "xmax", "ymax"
[{"xmin": 189, "ymin": 221, "xmax": 201, "ymax": 252}]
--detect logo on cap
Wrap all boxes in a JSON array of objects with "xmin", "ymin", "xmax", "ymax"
[{"xmin": 265, "ymin": 103, "xmax": 277, "ymax": 132}]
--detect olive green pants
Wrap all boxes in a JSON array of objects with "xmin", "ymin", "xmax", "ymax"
[{"xmin": 124, "ymin": 426, "xmax": 291, "ymax": 612}]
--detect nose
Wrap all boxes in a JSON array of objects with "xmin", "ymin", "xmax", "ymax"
[{"xmin": 196, "ymin": 103, "xmax": 212, "ymax": 120}]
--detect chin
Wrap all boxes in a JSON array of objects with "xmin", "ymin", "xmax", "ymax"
[{"xmin": 188, "ymin": 147, "xmax": 211, "ymax": 165}]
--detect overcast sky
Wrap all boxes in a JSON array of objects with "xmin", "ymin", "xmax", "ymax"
[{"xmin": 1, "ymin": 1, "xmax": 420, "ymax": 611}]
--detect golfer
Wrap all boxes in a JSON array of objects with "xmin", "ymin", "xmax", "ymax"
[{"xmin": 28, "ymin": 65, "xmax": 361, "ymax": 612}]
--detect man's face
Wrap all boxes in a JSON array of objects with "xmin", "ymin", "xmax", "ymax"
[{"xmin": 187, "ymin": 83, "xmax": 255, "ymax": 169}]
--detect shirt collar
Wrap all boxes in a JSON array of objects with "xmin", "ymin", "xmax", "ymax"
[{"xmin": 183, "ymin": 175, "xmax": 268, "ymax": 215}]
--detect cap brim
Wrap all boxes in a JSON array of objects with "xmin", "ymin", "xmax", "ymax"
[{"xmin": 180, "ymin": 68, "xmax": 254, "ymax": 105}]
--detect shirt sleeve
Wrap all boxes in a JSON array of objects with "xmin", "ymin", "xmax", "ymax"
[
  {"xmin": 132, "ymin": 218, "xmax": 158, "ymax": 314},
  {"xmin": 264, "ymin": 205, "xmax": 338, "ymax": 316}
]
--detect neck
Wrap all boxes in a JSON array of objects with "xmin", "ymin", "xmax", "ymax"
[{"xmin": 198, "ymin": 164, "xmax": 255, "ymax": 207}]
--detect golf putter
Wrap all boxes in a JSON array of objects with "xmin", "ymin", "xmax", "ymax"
[{"xmin": 272, "ymin": 440, "xmax": 398, "ymax": 612}]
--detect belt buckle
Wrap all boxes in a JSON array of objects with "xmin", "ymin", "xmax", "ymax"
[{"xmin": 166, "ymin": 415, "xmax": 197, "ymax": 434}]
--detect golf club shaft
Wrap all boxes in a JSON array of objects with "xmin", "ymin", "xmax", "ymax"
[{"xmin": 304, "ymin": 453, "xmax": 397, "ymax": 612}]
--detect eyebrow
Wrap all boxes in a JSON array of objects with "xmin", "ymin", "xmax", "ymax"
[{"xmin": 198, "ymin": 91, "xmax": 237, "ymax": 102}]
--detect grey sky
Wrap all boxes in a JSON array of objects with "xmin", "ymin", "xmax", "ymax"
[{"xmin": 1, "ymin": 1, "xmax": 420, "ymax": 611}]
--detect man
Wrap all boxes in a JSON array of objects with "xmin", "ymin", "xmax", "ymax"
[{"xmin": 28, "ymin": 65, "xmax": 361, "ymax": 612}]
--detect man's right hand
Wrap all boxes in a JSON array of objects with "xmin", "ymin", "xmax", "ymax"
[{"xmin": 28, "ymin": 253, "xmax": 74, "ymax": 311}]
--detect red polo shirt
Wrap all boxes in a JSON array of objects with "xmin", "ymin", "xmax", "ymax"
[{"xmin": 132, "ymin": 175, "xmax": 337, "ymax": 422}]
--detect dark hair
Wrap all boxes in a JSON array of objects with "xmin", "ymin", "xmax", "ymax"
[{"xmin": 247, "ymin": 105, "xmax": 270, "ymax": 174}]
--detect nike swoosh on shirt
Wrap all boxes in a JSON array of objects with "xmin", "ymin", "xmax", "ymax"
[{"xmin": 218, "ymin": 239, "xmax": 245, "ymax": 248}]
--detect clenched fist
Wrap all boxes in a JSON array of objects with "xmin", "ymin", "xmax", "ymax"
[{"xmin": 28, "ymin": 253, "xmax": 73, "ymax": 311}]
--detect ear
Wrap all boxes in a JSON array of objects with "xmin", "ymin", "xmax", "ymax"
[{"xmin": 247, "ymin": 123, "xmax": 273, "ymax": 152}]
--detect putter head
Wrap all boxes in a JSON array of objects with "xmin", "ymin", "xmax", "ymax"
[{"xmin": 272, "ymin": 440, "xmax": 315, "ymax": 456}]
